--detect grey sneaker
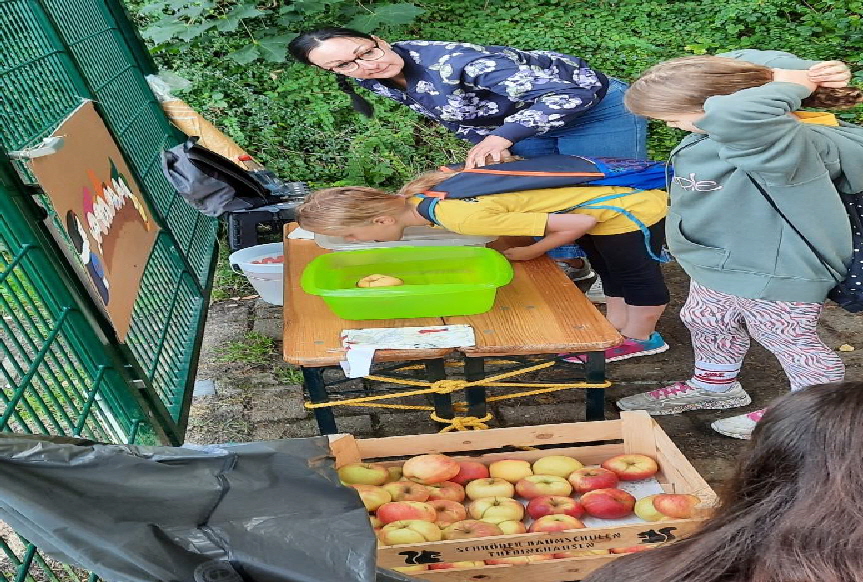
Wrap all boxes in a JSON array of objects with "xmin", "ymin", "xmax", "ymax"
[
  {"xmin": 711, "ymin": 408, "xmax": 765, "ymax": 440},
  {"xmin": 584, "ymin": 278, "xmax": 606, "ymax": 303},
  {"xmin": 555, "ymin": 261, "xmax": 597, "ymax": 293},
  {"xmin": 616, "ymin": 381, "xmax": 751, "ymax": 416}
]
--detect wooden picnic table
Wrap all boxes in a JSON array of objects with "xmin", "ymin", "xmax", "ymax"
[{"xmin": 283, "ymin": 224, "xmax": 622, "ymax": 434}]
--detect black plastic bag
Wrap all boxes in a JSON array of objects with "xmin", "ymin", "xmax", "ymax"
[
  {"xmin": 0, "ymin": 434, "xmax": 415, "ymax": 582},
  {"xmin": 161, "ymin": 138, "xmax": 279, "ymax": 217}
]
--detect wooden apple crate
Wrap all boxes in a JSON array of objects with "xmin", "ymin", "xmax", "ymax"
[{"xmin": 329, "ymin": 411, "xmax": 717, "ymax": 582}]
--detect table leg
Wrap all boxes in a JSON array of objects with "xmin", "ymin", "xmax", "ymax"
[
  {"xmin": 464, "ymin": 357, "xmax": 487, "ymax": 418},
  {"xmin": 425, "ymin": 359, "xmax": 453, "ymax": 426},
  {"xmin": 302, "ymin": 366, "xmax": 338, "ymax": 435},
  {"xmin": 584, "ymin": 351, "xmax": 606, "ymax": 421}
]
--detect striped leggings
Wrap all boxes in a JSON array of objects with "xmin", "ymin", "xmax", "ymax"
[{"xmin": 681, "ymin": 281, "xmax": 844, "ymax": 391}]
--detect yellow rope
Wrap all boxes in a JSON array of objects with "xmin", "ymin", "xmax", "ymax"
[{"xmin": 303, "ymin": 358, "xmax": 610, "ymax": 433}]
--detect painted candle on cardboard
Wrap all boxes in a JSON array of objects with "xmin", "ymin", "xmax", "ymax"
[{"xmin": 30, "ymin": 100, "xmax": 160, "ymax": 341}]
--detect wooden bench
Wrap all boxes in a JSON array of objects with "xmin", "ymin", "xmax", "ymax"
[{"xmin": 283, "ymin": 226, "xmax": 622, "ymax": 434}]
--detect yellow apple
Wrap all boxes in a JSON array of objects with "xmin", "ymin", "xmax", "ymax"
[
  {"xmin": 379, "ymin": 519, "xmax": 442, "ymax": 545},
  {"xmin": 489, "ymin": 459, "xmax": 533, "ymax": 483},
  {"xmin": 532, "ymin": 455, "xmax": 584, "ymax": 478},
  {"xmin": 468, "ymin": 497, "xmax": 525, "ymax": 524},
  {"xmin": 356, "ymin": 274, "xmax": 404, "ymax": 288}
]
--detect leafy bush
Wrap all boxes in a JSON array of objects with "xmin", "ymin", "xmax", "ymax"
[{"xmin": 127, "ymin": 0, "xmax": 863, "ymax": 188}]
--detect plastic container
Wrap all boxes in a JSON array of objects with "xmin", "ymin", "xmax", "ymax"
[
  {"xmin": 228, "ymin": 243, "xmax": 284, "ymax": 305},
  {"xmin": 314, "ymin": 226, "xmax": 494, "ymax": 251},
  {"xmin": 300, "ymin": 246, "xmax": 513, "ymax": 320}
]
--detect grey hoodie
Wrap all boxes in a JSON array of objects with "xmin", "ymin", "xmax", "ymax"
[{"xmin": 666, "ymin": 50, "xmax": 860, "ymax": 303}]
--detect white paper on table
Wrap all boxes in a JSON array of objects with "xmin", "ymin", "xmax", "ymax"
[{"xmin": 339, "ymin": 325, "xmax": 476, "ymax": 379}]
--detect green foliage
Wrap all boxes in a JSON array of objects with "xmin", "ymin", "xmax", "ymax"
[
  {"xmin": 127, "ymin": 0, "xmax": 863, "ymax": 192},
  {"xmin": 214, "ymin": 331, "xmax": 275, "ymax": 365},
  {"xmin": 134, "ymin": 0, "xmax": 424, "ymax": 64}
]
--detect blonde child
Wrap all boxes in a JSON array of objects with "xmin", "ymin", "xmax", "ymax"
[
  {"xmin": 297, "ymin": 166, "xmax": 671, "ymax": 362},
  {"xmin": 618, "ymin": 51, "xmax": 862, "ymax": 438}
]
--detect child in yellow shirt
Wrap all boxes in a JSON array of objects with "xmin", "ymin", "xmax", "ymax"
[{"xmin": 297, "ymin": 168, "xmax": 670, "ymax": 362}]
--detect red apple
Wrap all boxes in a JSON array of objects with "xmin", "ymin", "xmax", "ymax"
[
  {"xmin": 634, "ymin": 493, "xmax": 700, "ymax": 521},
  {"xmin": 527, "ymin": 495, "xmax": 585, "ymax": 520},
  {"xmin": 382, "ymin": 480, "xmax": 431, "ymax": 502},
  {"xmin": 378, "ymin": 519, "xmax": 442, "ymax": 544},
  {"xmin": 442, "ymin": 519, "xmax": 503, "ymax": 540},
  {"xmin": 451, "ymin": 460, "xmax": 490, "ymax": 485},
  {"xmin": 429, "ymin": 499, "xmax": 467, "ymax": 527},
  {"xmin": 426, "ymin": 481, "xmax": 465, "ymax": 502},
  {"xmin": 610, "ymin": 545, "xmax": 655, "ymax": 554},
  {"xmin": 568, "ymin": 467, "xmax": 619, "ymax": 493},
  {"xmin": 467, "ymin": 496, "xmax": 525, "ymax": 523},
  {"xmin": 489, "ymin": 459, "xmax": 533, "ymax": 483},
  {"xmin": 485, "ymin": 555, "xmax": 555, "ymax": 565},
  {"xmin": 338, "ymin": 462, "xmax": 389, "ymax": 486},
  {"xmin": 465, "ymin": 477, "xmax": 515, "ymax": 500},
  {"xmin": 515, "ymin": 475, "xmax": 573, "ymax": 499},
  {"xmin": 653, "ymin": 493, "xmax": 701, "ymax": 518},
  {"xmin": 429, "ymin": 561, "xmax": 486, "ymax": 570},
  {"xmin": 376, "ymin": 501, "xmax": 436, "ymax": 524},
  {"xmin": 352, "ymin": 484, "xmax": 391, "ymax": 511},
  {"xmin": 532, "ymin": 455, "xmax": 584, "ymax": 478},
  {"xmin": 528, "ymin": 514, "xmax": 585, "ymax": 532},
  {"xmin": 601, "ymin": 454, "xmax": 659, "ymax": 481},
  {"xmin": 580, "ymin": 488, "xmax": 636, "ymax": 519},
  {"xmin": 403, "ymin": 454, "xmax": 460, "ymax": 485}
]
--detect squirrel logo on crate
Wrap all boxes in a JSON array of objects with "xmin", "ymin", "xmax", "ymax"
[
  {"xmin": 637, "ymin": 526, "xmax": 677, "ymax": 544},
  {"xmin": 398, "ymin": 550, "xmax": 443, "ymax": 565}
]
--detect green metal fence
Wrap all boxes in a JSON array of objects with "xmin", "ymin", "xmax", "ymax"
[{"xmin": 1, "ymin": 0, "xmax": 219, "ymax": 579}]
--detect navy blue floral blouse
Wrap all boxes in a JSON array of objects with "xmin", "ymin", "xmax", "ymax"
[{"xmin": 355, "ymin": 40, "xmax": 609, "ymax": 144}]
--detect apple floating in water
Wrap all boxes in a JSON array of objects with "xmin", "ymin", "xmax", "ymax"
[{"xmin": 356, "ymin": 274, "xmax": 404, "ymax": 287}]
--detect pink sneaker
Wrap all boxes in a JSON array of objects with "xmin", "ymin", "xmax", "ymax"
[
  {"xmin": 711, "ymin": 408, "xmax": 766, "ymax": 440},
  {"xmin": 562, "ymin": 332, "xmax": 669, "ymax": 363}
]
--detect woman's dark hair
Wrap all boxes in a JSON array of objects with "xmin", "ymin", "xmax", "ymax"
[
  {"xmin": 583, "ymin": 381, "xmax": 863, "ymax": 582},
  {"xmin": 288, "ymin": 27, "xmax": 375, "ymax": 117}
]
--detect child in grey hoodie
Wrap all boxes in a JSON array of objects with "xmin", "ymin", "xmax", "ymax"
[{"xmin": 618, "ymin": 50, "xmax": 863, "ymax": 439}]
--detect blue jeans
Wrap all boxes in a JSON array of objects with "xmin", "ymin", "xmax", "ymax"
[
  {"xmin": 510, "ymin": 78, "xmax": 647, "ymax": 159},
  {"xmin": 515, "ymin": 78, "xmax": 647, "ymax": 260}
]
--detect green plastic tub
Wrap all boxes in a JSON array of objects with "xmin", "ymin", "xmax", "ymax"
[{"xmin": 301, "ymin": 246, "xmax": 514, "ymax": 320}]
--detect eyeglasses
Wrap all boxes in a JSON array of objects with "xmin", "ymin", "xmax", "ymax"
[{"xmin": 329, "ymin": 40, "xmax": 386, "ymax": 73}]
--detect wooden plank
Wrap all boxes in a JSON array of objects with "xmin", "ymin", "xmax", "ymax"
[
  {"xmin": 620, "ymin": 411, "xmax": 660, "ymax": 457},
  {"xmin": 414, "ymin": 554, "xmax": 618, "ymax": 582},
  {"xmin": 653, "ymin": 426, "xmax": 718, "ymax": 507},
  {"xmin": 283, "ymin": 225, "xmax": 453, "ymax": 366},
  {"xmin": 377, "ymin": 519, "xmax": 705, "ymax": 568},
  {"xmin": 358, "ymin": 444, "xmax": 626, "ymax": 467},
  {"xmin": 448, "ymin": 238, "xmax": 622, "ymax": 356},
  {"xmin": 353, "ymin": 420, "xmax": 623, "ymax": 459}
]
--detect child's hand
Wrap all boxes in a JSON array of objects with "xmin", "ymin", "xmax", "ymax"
[
  {"xmin": 502, "ymin": 246, "xmax": 544, "ymax": 261},
  {"xmin": 771, "ymin": 68, "xmax": 817, "ymax": 92},
  {"xmin": 807, "ymin": 60, "xmax": 852, "ymax": 88}
]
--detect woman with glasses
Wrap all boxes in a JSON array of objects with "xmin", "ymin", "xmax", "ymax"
[{"xmin": 288, "ymin": 28, "xmax": 647, "ymax": 169}]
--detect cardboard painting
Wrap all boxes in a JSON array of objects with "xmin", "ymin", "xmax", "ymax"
[{"xmin": 30, "ymin": 100, "xmax": 159, "ymax": 341}]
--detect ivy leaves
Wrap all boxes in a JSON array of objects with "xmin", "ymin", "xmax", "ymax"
[{"xmin": 139, "ymin": 0, "xmax": 425, "ymax": 64}]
